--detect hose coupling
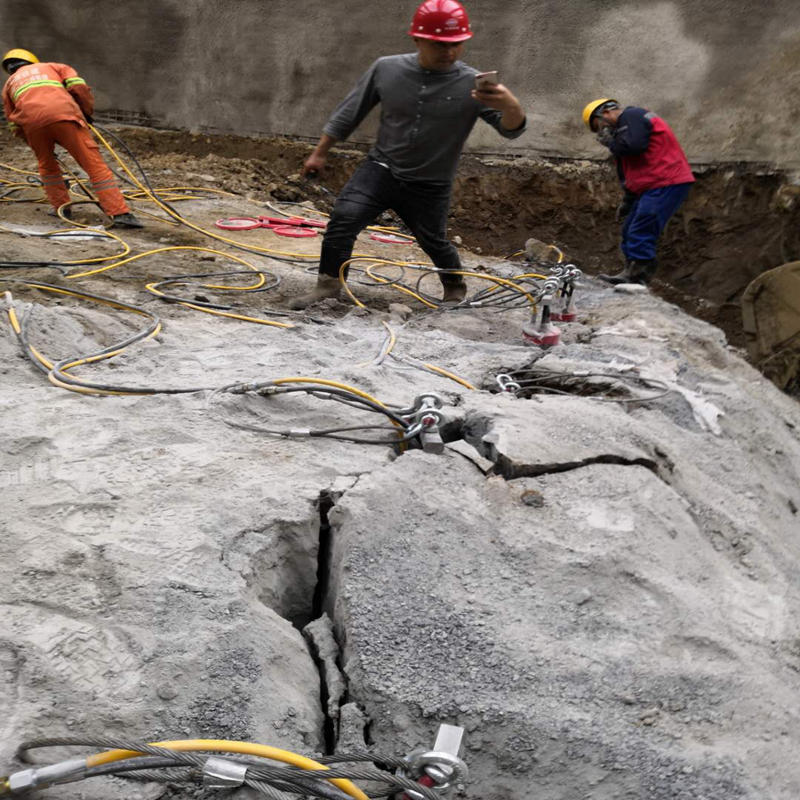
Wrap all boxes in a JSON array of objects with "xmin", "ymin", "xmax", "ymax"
[
  {"xmin": 5, "ymin": 758, "xmax": 86, "ymax": 793},
  {"xmin": 255, "ymin": 384, "xmax": 282, "ymax": 395},
  {"xmin": 227, "ymin": 382, "xmax": 255, "ymax": 394}
]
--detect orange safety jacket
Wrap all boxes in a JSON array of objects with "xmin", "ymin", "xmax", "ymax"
[{"xmin": 2, "ymin": 62, "xmax": 94, "ymax": 139}]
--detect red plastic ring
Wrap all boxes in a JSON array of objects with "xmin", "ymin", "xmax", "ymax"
[
  {"xmin": 215, "ymin": 217, "xmax": 261, "ymax": 230},
  {"xmin": 370, "ymin": 233, "xmax": 413, "ymax": 244},
  {"xmin": 271, "ymin": 225, "xmax": 318, "ymax": 238}
]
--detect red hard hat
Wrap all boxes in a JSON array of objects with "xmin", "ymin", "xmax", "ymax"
[{"xmin": 408, "ymin": 0, "xmax": 473, "ymax": 42}]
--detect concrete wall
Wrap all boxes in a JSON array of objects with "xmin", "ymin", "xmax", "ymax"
[{"xmin": 2, "ymin": 0, "xmax": 800, "ymax": 167}]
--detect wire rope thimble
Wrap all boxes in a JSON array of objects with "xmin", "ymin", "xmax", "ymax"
[
  {"xmin": 413, "ymin": 393, "xmax": 445, "ymax": 454},
  {"xmin": 399, "ymin": 724, "xmax": 468, "ymax": 799},
  {"xmin": 496, "ymin": 373, "xmax": 521, "ymax": 394}
]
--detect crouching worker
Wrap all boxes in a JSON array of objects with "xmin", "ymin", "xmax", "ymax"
[
  {"xmin": 290, "ymin": 0, "xmax": 526, "ymax": 309},
  {"xmin": 2, "ymin": 49, "xmax": 142, "ymax": 228},
  {"xmin": 583, "ymin": 98, "xmax": 694, "ymax": 286}
]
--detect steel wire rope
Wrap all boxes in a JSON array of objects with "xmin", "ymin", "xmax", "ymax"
[
  {"xmin": 502, "ymin": 365, "xmax": 673, "ymax": 403},
  {"xmin": 15, "ymin": 737, "xmax": 441, "ymax": 800},
  {"xmin": 207, "ymin": 379, "xmax": 412, "ymax": 445},
  {"xmin": 15, "ymin": 737, "xmax": 398, "ymax": 800}
]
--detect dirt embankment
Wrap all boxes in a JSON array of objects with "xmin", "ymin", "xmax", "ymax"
[{"xmin": 9, "ymin": 124, "xmax": 800, "ymax": 352}]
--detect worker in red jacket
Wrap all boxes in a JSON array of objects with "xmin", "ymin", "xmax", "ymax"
[
  {"xmin": 2, "ymin": 48, "xmax": 142, "ymax": 228},
  {"xmin": 583, "ymin": 98, "xmax": 694, "ymax": 285}
]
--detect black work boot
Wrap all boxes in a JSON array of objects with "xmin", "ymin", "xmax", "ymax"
[
  {"xmin": 628, "ymin": 259, "xmax": 658, "ymax": 285},
  {"xmin": 289, "ymin": 274, "xmax": 341, "ymax": 310},
  {"xmin": 597, "ymin": 261, "xmax": 635, "ymax": 285},
  {"xmin": 110, "ymin": 212, "xmax": 144, "ymax": 229},
  {"xmin": 439, "ymin": 274, "xmax": 467, "ymax": 304}
]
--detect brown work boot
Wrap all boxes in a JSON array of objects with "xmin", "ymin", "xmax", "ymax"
[
  {"xmin": 439, "ymin": 276, "xmax": 467, "ymax": 304},
  {"xmin": 289, "ymin": 274, "xmax": 341, "ymax": 310},
  {"xmin": 597, "ymin": 261, "xmax": 634, "ymax": 285}
]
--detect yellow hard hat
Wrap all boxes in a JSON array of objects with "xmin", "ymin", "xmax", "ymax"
[
  {"xmin": 2, "ymin": 48, "xmax": 39, "ymax": 72},
  {"xmin": 582, "ymin": 97, "xmax": 618, "ymax": 129}
]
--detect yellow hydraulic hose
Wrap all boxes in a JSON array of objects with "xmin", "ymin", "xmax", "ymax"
[
  {"xmin": 90, "ymin": 125, "xmax": 320, "ymax": 262},
  {"xmin": 339, "ymin": 258, "xmax": 436, "ymax": 309},
  {"xmin": 271, "ymin": 377, "xmax": 391, "ymax": 411},
  {"xmin": 419, "ymin": 362, "xmax": 476, "ymax": 390},
  {"xmin": 5, "ymin": 304, "xmax": 53, "ymax": 370},
  {"xmin": 144, "ymin": 283, "xmax": 293, "ymax": 328},
  {"xmin": 65, "ymin": 244, "xmax": 292, "ymax": 327},
  {"xmin": 84, "ymin": 739, "xmax": 369, "ymax": 800},
  {"xmin": 7, "ymin": 284, "xmax": 162, "ymax": 392},
  {"xmin": 55, "ymin": 223, "xmax": 131, "ymax": 264},
  {"xmin": 512, "ymin": 272, "xmax": 550, "ymax": 281},
  {"xmin": 355, "ymin": 320, "xmax": 475, "ymax": 390},
  {"xmin": 66, "ymin": 245, "xmax": 263, "ymax": 280},
  {"xmin": 0, "ymin": 161, "xmax": 38, "ymax": 176},
  {"xmin": 125, "ymin": 186, "xmax": 237, "ymax": 200},
  {"xmin": 340, "ymin": 258, "xmax": 540, "ymax": 310},
  {"xmin": 380, "ymin": 319, "xmax": 397, "ymax": 356}
]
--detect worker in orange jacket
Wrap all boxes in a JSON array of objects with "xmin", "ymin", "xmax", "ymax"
[{"xmin": 2, "ymin": 48, "xmax": 142, "ymax": 228}]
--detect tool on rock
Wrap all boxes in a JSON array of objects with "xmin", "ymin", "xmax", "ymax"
[{"xmin": 399, "ymin": 724, "xmax": 468, "ymax": 799}]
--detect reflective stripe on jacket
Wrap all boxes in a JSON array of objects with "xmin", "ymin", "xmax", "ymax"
[
  {"xmin": 608, "ymin": 106, "xmax": 695, "ymax": 194},
  {"xmin": 2, "ymin": 62, "xmax": 95, "ymax": 135}
]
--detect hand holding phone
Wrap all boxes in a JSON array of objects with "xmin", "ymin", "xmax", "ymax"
[{"xmin": 474, "ymin": 71, "xmax": 499, "ymax": 91}]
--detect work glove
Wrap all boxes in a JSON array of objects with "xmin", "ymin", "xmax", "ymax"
[
  {"xmin": 616, "ymin": 190, "xmax": 637, "ymax": 222},
  {"xmin": 596, "ymin": 126, "xmax": 614, "ymax": 147},
  {"xmin": 84, "ymin": 113, "xmax": 94, "ymax": 124}
]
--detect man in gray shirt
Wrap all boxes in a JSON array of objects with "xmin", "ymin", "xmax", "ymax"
[{"xmin": 290, "ymin": 0, "xmax": 526, "ymax": 309}]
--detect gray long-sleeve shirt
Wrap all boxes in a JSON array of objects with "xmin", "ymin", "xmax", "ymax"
[{"xmin": 323, "ymin": 53, "xmax": 526, "ymax": 185}]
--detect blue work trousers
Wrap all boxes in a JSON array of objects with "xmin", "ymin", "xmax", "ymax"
[
  {"xmin": 319, "ymin": 159, "xmax": 461, "ymax": 282},
  {"xmin": 622, "ymin": 183, "xmax": 692, "ymax": 261}
]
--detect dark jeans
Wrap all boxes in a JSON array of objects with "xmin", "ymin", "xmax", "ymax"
[
  {"xmin": 319, "ymin": 159, "xmax": 462, "ymax": 283},
  {"xmin": 622, "ymin": 183, "xmax": 692, "ymax": 262}
]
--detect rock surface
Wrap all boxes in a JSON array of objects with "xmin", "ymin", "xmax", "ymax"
[{"xmin": 1, "ymin": 176, "xmax": 799, "ymax": 800}]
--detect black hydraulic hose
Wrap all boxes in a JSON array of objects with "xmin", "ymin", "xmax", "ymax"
[
  {"xmin": 0, "ymin": 261, "xmax": 71, "ymax": 273},
  {"xmin": 16, "ymin": 305, "xmax": 50, "ymax": 375},
  {"xmin": 218, "ymin": 382, "xmax": 411, "ymax": 428},
  {"xmin": 8, "ymin": 279, "xmax": 213, "ymax": 394},
  {"xmin": 148, "ymin": 270, "xmax": 283, "ymax": 311}
]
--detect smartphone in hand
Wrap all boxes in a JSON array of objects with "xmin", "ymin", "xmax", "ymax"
[{"xmin": 474, "ymin": 71, "xmax": 499, "ymax": 90}]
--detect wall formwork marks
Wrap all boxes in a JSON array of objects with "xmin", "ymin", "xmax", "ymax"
[{"xmin": 2, "ymin": 0, "xmax": 800, "ymax": 167}]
